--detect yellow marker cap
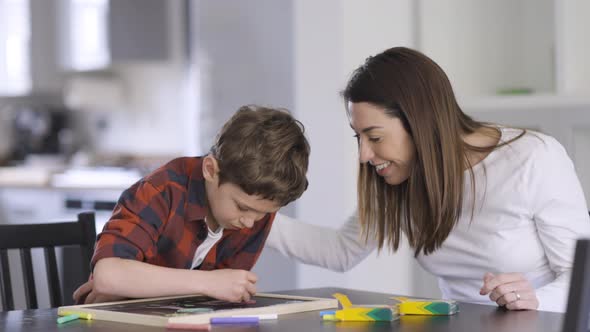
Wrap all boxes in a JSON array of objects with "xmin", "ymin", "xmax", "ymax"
[
  {"xmin": 59, "ymin": 311, "xmax": 93, "ymax": 320},
  {"xmin": 332, "ymin": 293, "xmax": 353, "ymax": 309}
]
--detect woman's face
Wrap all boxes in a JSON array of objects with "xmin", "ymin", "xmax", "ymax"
[{"xmin": 349, "ymin": 102, "xmax": 416, "ymax": 185}]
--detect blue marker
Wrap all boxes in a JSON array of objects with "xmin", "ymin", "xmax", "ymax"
[
  {"xmin": 319, "ymin": 310, "xmax": 336, "ymax": 317},
  {"xmin": 210, "ymin": 317, "xmax": 259, "ymax": 324}
]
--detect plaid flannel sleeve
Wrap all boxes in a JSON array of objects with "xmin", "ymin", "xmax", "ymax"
[{"xmin": 91, "ymin": 179, "xmax": 171, "ymax": 269}]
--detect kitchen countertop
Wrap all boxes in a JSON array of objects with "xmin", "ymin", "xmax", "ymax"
[
  {"xmin": 0, "ymin": 166, "xmax": 54, "ymax": 188},
  {"xmin": 0, "ymin": 166, "xmax": 142, "ymax": 190}
]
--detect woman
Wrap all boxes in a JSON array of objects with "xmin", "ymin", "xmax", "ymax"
[{"xmin": 267, "ymin": 47, "xmax": 590, "ymax": 312}]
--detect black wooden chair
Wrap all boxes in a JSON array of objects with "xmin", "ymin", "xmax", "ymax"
[
  {"xmin": 562, "ymin": 238, "xmax": 590, "ymax": 332},
  {"xmin": 0, "ymin": 212, "xmax": 96, "ymax": 310}
]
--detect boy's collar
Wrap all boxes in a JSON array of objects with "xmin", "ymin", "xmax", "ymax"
[{"xmin": 185, "ymin": 157, "xmax": 209, "ymax": 222}]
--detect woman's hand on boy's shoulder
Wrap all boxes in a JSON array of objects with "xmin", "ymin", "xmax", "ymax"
[
  {"xmin": 200, "ymin": 269, "xmax": 258, "ymax": 303},
  {"xmin": 479, "ymin": 272, "xmax": 539, "ymax": 310}
]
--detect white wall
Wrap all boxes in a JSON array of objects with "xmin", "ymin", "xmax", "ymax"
[
  {"xmin": 419, "ymin": 0, "xmax": 554, "ymax": 98},
  {"xmin": 556, "ymin": 0, "xmax": 590, "ymax": 95},
  {"xmin": 189, "ymin": 0, "xmax": 298, "ymax": 292},
  {"xmin": 190, "ymin": 0, "xmax": 295, "ymax": 153},
  {"xmin": 77, "ymin": 0, "xmax": 190, "ymax": 156},
  {"xmin": 468, "ymin": 104, "xmax": 590, "ymax": 207},
  {"xmin": 90, "ymin": 64, "xmax": 188, "ymax": 155},
  {"xmin": 291, "ymin": 0, "xmax": 438, "ymax": 297},
  {"xmin": 573, "ymin": 128, "xmax": 590, "ymax": 207}
]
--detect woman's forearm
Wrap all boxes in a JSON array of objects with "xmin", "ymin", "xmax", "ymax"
[{"xmin": 267, "ymin": 212, "xmax": 375, "ymax": 272}]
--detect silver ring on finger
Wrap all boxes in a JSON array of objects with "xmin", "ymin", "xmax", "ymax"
[{"xmin": 513, "ymin": 291, "xmax": 521, "ymax": 301}]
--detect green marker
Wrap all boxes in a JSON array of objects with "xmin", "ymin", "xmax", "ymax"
[{"xmin": 57, "ymin": 314, "xmax": 80, "ymax": 324}]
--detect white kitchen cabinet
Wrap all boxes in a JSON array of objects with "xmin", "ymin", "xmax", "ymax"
[
  {"xmin": 0, "ymin": 188, "xmax": 62, "ymax": 224},
  {"xmin": 0, "ymin": 0, "xmax": 31, "ymax": 96},
  {"xmin": 416, "ymin": 0, "xmax": 590, "ymax": 109},
  {"xmin": 0, "ymin": 0, "xmax": 66, "ymax": 97},
  {"xmin": 57, "ymin": 0, "xmax": 172, "ymax": 71},
  {"xmin": 1, "ymin": 0, "xmax": 174, "ymax": 95},
  {"xmin": 0, "ymin": 186, "xmax": 122, "ymax": 230}
]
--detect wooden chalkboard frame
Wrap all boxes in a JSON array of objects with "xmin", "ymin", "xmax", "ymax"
[{"xmin": 58, "ymin": 292, "xmax": 338, "ymax": 327}]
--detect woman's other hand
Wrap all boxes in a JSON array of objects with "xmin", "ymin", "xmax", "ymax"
[{"xmin": 479, "ymin": 272, "xmax": 539, "ymax": 310}]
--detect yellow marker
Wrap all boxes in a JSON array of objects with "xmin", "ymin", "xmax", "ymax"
[
  {"xmin": 392, "ymin": 297, "xmax": 459, "ymax": 315},
  {"xmin": 334, "ymin": 307, "xmax": 395, "ymax": 322},
  {"xmin": 330, "ymin": 293, "xmax": 399, "ymax": 322},
  {"xmin": 332, "ymin": 293, "xmax": 353, "ymax": 309},
  {"xmin": 58, "ymin": 311, "xmax": 93, "ymax": 320},
  {"xmin": 322, "ymin": 314, "xmax": 339, "ymax": 321},
  {"xmin": 398, "ymin": 300, "xmax": 458, "ymax": 315}
]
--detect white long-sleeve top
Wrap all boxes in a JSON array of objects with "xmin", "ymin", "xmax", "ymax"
[{"xmin": 267, "ymin": 128, "xmax": 590, "ymax": 312}]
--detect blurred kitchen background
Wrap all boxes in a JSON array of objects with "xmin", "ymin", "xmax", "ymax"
[{"xmin": 0, "ymin": 0, "xmax": 589, "ymax": 310}]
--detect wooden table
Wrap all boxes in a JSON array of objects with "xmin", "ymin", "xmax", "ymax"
[{"xmin": 0, "ymin": 287, "xmax": 564, "ymax": 332}]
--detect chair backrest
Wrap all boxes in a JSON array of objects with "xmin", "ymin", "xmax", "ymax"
[
  {"xmin": 0, "ymin": 212, "xmax": 96, "ymax": 311},
  {"xmin": 562, "ymin": 238, "xmax": 590, "ymax": 332}
]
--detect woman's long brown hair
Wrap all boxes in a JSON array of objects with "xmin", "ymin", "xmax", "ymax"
[{"xmin": 344, "ymin": 47, "xmax": 524, "ymax": 256}]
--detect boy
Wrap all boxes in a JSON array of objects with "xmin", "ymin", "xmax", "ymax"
[{"xmin": 73, "ymin": 105, "xmax": 310, "ymax": 304}]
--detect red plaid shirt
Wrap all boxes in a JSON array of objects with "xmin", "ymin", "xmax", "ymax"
[{"xmin": 91, "ymin": 157, "xmax": 275, "ymax": 271}]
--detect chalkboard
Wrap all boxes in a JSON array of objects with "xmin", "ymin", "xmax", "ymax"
[{"xmin": 58, "ymin": 293, "xmax": 338, "ymax": 327}]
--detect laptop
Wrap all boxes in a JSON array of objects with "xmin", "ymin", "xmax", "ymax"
[{"xmin": 563, "ymin": 239, "xmax": 590, "ymax": 332}]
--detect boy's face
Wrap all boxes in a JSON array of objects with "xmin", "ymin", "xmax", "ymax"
[{"xmin": 203, "ymin": 155, "xmax": 281, "ymax": 230}]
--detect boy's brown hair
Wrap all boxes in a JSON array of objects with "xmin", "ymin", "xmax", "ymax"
[{"xmin": 210, "ymin": 105, "xmax": 310, "ymax": 206}]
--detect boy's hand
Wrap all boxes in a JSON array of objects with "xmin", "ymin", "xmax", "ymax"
[
  {"xmin": 203, "ymin": 269, "xmax": 258, "ymax": 303},
  {"xmin": 73, "ymin": 279, "xmax": 125, "ymax": 304},
  {"xmin": 479, "ymin": 272, "xmax": 539, "ymax": 310}
]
